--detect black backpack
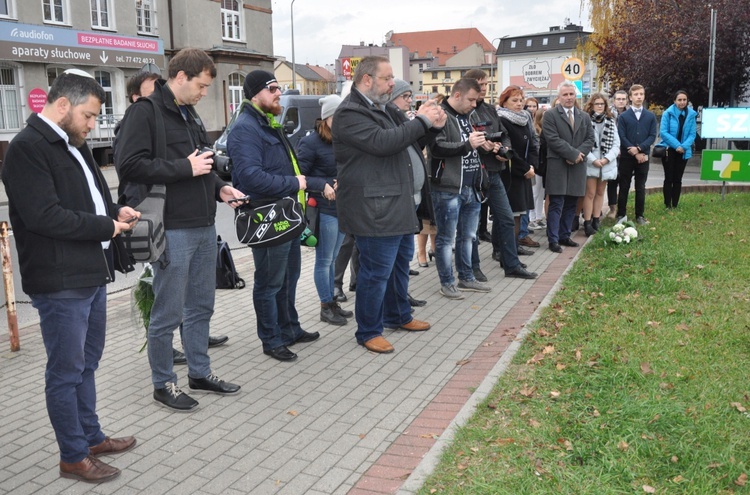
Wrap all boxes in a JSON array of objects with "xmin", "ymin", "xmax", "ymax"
[{"xmin": 216, "ymin": 236, "xmax": 245, "ymax": 289}]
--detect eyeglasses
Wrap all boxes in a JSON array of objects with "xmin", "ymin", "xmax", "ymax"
[
  {"xmin": 265, "ymin": 85, "xmax": 282, "ymax": 93},
  {"xmin": 401, "ymin": 93, "xmax": 413, "ymax": 100},
  {"xmin": 369, "ymin": 74, "xmax": 394, "ymax": 82}
]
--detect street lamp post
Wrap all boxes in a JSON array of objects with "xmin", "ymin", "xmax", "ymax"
[{"xmin": 291, "ymin": 0, "xmax": 296, "ymax": 91}]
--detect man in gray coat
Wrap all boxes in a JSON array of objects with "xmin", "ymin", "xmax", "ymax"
[
  {"xmin": 542, "ymin": 81, "xmax": 596, "ymax": 252},
  {"xmin": 332, "ymin": 56, "xmax": 445, "ymax": 353}
]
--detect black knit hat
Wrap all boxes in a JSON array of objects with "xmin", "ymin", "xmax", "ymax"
[{"xmin": 244, "ymin": 70, "xmax": 277, "ymax": 99}]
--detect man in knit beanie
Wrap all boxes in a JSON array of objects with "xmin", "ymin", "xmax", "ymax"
[{"xmin": 227, "ymin": 70, "xmax": 319, "ymax": 363}]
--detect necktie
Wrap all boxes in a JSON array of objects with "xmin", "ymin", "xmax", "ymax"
[
  {"xmin": 634, "ymin": 108, "xmax": 642, "ymax": 120},
  {"xmin": 568, "ymin": 109, "xmax": 574, "ymax": 128}
]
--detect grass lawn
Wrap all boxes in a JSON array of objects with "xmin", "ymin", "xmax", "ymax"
[{"xmin": 419, "ymin": 192, "xmax": 750, "ymax": 495}]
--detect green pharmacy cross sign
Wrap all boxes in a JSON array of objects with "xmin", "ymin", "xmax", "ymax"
[{"xmin": 700, "ymin": 150, "xmax": 750, "ymax": 182}]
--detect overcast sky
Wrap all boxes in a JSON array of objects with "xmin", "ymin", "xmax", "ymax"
[{"xmin": 270, "ymin": 1, "xmax": 592, "ymax": 68}]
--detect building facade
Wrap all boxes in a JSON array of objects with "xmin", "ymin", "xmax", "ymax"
[
  {"xmin": 496, "ymin": 23, "xmax": 599, "ymax": 105},
  {"xmin": 0, "ymin": 0, "xmax": 275, "ymax": 164}
]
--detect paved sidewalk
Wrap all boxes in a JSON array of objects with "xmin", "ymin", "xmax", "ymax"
[{"xmin": 0, "ymin": 223, "xmax": 586, "ymax": 495}]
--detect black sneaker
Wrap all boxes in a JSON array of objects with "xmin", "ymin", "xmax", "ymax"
[
  {"xmin": 188, "ymin": 372, "xmax": 241, "ymax": 395},
  {"xmin": 154, "ymin": 383, "xmax": 198, "ymax": 411},
  {"xmin": 473, "ymin": 267, "xmax": 488, "ymax": 282}
]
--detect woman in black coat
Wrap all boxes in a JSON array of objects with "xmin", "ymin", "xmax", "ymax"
[{"xmin": 496, "ymin": 86, "xmax": 537, "ymax": 251}]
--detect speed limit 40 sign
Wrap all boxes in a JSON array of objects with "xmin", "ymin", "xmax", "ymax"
[{"xmin": 562, "ymin": 57, "xmax": 584, "ymax": 81}]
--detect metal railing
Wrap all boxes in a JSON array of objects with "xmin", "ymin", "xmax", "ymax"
[{"xmin": 86, "ymin": 113, "xmax": 124, "ymax": 148}]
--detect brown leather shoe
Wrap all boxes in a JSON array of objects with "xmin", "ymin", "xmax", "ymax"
[
  {"xmin": 519, "ymin": 236, "xmax": 540, "ymax": 248},
  {"xmin": 399, "ymin": 319, "xmax": 431, "ymax": 331},
  {"xmin": 89, "ymin": 436, "xmax": 137, "ymax": 457},
  {"xmin": 362, "ymin": 336, "xmax": 394, "ymax": 353},
  {"xmin": 60, "ymin": 455, "xmax": 120, "ymax": 483}
]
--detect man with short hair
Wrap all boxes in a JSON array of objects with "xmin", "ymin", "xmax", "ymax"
[
  {"xmin": 3, "ymin": 70, "xmax": 138, "ymax": 482},
  {"xmin": 605, "ymin": 89, "xmax": 629, "ymax": 218},
  {"xmin": 121, "ymin": 70, "xmax": 230, "ymax": 365},
  {"xmin": 616, "ymin": 84, "xmax": 657, "ymax": 225},
  {"xmin": 332, "ymin": 56, "xmax": 445, "ymax": 353},
  {"xmin": 429, "ymin": 78, "xmax": 495, "ymax": 299},
  {"xmin": 542, "ymin": 80, "xmax": 596, "ymax": 253},
  {"xmin": 463, "ymin": 69, "xmax": 537, "ymax": 281},
  {"xmin": 126, "ymin": 71, "xmax": 159, "ymax": 103},
  {"xmin": 227, "ymin": 70, "xmax": 319, "ymax": 362},
  {"xmin": 116, "ymin": 48, "xmax": 245, "ymax": 411}
]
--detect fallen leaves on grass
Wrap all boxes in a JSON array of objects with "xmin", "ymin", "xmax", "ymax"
[
  {"xmin": 618, "ymin": 441, "xmax": 629, "ymax": 451},
  {"xmin": 735, "ymin": 473, "xmax": 748, "ymax": 486},
  {"xmin": 643, "ymin": 485, "xmax": 656, "ymax": 493},
  {"xmin": 519, "ymin": 386, "xmax": 537, "ymax": 398},
  {"xmin": 641, "ymin": 362, "xmax": 653, "ymax": 374},
  {"xmin": 731, "ymin": 402, "xmax": 747, "ymax": 413}
]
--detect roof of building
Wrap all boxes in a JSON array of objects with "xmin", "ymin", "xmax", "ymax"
[
  {"xmin": 277, "ymin": 61, "xmax": 327, "ymax": 81},
  {"xmin": 386, "ymin": 28, "xmax": 494, "ymax": 66},
  {"xmin": 306, "ymin": 64, "xmax": 335, "ymax": 82},
  {"xmin": 498, "ymin": 24, "xmax": 591, "ymax": 56}
]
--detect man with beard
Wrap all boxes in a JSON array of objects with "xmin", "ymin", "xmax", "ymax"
[
  {"xmin": 2, "ymin": 70, "xmax": 138, "ymax": 482},
  {"xmin": 116, "ymin": 48, "xmax": 245, "ymax": 411},
  {"xmin": 227, "ymin": 70, "xmax": 319, "ymax": 362},
  {"xmin": 332, "ymin": 56, "xmax": 446, "ymax": 353}
]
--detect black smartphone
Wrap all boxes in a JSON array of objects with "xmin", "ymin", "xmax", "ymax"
[{"xmin": 227, "ymin": 196, "xmax": 250, "ymax": 204}]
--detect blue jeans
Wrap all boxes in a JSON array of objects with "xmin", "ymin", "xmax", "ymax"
[
  {"xmin": 31, "ymin": 286, "xmax": 108, "ymax": 463},
  {"xmin": 432, "ymin": 187, "xmax": 481, "ymax": 286},
  {"xmin": 314, "ymin": 213, "xmax": 345, "ymax": 303},
  {"xmin": 149, "ymin": 226, "xmax": 216, "ymax": 388},
  {"xmin": 518, "ymin": 212, "xmax": 530, "ymax": 239},
  {"xmin": 547, "ymin": 195, "xmax": 578, "ymax": 244},
  {"xmin": 353, "ymin": 234, "xmax": 413, "ymax": 344},
  {"xmin": 252, "ymin": 237, "xmax": 304, "ymax": 350}
]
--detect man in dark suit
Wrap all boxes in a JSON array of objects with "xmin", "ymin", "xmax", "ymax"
[
  {"xmin": 542, "ymin": 81, "xmax": 596, "ymax": 253},
  {"xmin": 616, "ymin": 84, "xmax": 657, "ymax": 225}
]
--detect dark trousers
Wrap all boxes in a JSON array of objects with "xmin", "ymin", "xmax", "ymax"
[
  {"xmin": 547, "ymin": 194, "xmax": 578, "ymax": 244},
  {"xmin": 30, "ymin": 286, "xmax": 108, "ymax": 463},
  {"xmin": 617, "ymin": 153, "xmax": 649, "ymax": 218},
  {"xmin": 607, "ymin": 176, "xmax": 619, "ymax": 206},
  {"xmin": 251, "ymin": 237, "xmax": 304, "ymax": 351},
  {"xmin": 662, "ymin": 151, "xmax": 688, "ymax": 208},
  {"xmin": 334, "ymin": 233, "xmax": 359, "ymax": 291}
]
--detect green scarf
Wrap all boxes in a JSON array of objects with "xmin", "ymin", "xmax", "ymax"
[{"xmin": 243, "ymin": 99, "xmax": 306, "ymax": 207}]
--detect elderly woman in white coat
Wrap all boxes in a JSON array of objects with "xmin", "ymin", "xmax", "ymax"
[{"xmin": 582, "ymin": 93, "xmax": 620, "ymax": 236}]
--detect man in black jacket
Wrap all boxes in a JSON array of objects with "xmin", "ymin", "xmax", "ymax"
[
  {"xmin": 464, "ymin": 69, "xmax": 537, "ymax": 281},
  {"xmin": 2, "ymin": 70, "xmax": 138, "ymax": 483},
  {"xmin": 332, "ymin": 56, "xmax": 445, "ymax": 353},
  {"xmin": 116, "ymin": 48, "xmax": 246, "ymax": 411}
]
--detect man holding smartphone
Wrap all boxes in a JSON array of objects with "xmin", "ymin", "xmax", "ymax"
[{"xmin": 2, "ymin": 70, "xmax": 139, "ymax": 482}]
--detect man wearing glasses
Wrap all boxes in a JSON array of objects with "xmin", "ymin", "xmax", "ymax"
[
  {"xmin": 116, "ymin": 48, "xmax": 245, "ymax": 411},
  {"xmin": 228, "ymin": 70, "xmax": 319, "ymax": 362},
  {"xmin": 332, "ymin": 56, "xmax": 446, "ymax": 353}
]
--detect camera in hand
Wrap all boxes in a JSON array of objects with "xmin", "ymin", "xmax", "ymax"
[
  {"xmin": 484, "ymin": 131, "xmax": 505, "ymax": 143},
  {"xmin": 197, "ymin": 147, "xmax": 232, "ymax": 175}
]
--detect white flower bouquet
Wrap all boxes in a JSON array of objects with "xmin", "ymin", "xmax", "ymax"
[{"xmin": 603, "ymin": 220, "xmax": 639, "ymax": 246}]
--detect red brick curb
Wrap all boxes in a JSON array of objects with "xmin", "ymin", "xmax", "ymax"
[{"xmin": 348, "ymin": 238, "xmax": 585, "ymax": 494}]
